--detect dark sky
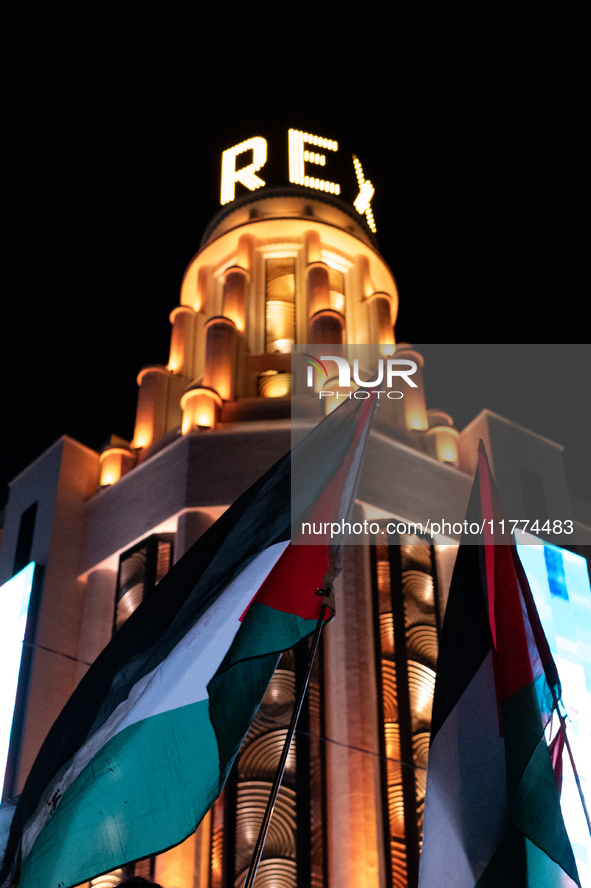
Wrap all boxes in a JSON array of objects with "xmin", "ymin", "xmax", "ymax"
[{"xmin": 2, "ymin": 6, "xmax": 588, "ymax": 504}]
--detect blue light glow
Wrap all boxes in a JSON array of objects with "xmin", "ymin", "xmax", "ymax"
[
  {"xmin": 0, "ymin": 562, "xmax": 34, "ymax": 793},
  {"xmin": 517, "ymin": 533, "xmax": 591, "ymax": 887}
]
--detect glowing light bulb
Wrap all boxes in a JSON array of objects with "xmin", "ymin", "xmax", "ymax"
[
  {"xmin": 352, "ymin": 154, "xmax": 377, "ymax": 232},
  {"xmin": 288, "ymin": 129, "xmax": 340, "ymax": 195},
  {"xmin": 220, "ymin": 137, "xmax": 267, "ymax": 204}
]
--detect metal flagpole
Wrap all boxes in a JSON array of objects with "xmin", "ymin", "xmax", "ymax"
[
  {"xmin": 557, "ymin": 710, "xmax": 591, "ymax": 837},
  {"xmin": 241, "ymin": 585, "xmax": 335, "ymax": 888},
  {"xmin": 549, "ymin": 681, "xmax": 591, "ymax": 838}
]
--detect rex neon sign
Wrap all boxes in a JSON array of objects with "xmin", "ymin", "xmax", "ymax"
[{"xmin": 220, "ymin": 129, "xmax": 377, "ymax": 232}]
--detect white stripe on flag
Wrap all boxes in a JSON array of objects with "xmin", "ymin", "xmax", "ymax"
[
  {"xmin": 418, "ymin": 651, "xmax": 508, "ymax": 888},
  {"xmin": 22, "ymin": 540, "xmax": 289, "ymax": 860}
]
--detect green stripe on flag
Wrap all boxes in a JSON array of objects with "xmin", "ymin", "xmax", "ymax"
[
  {"xmin": 502, "ymin": 675, "xmax": 553, "ymax": 798},
  {"xmin": 502, "ymin": 681, "xmax": 579, "ymax": 884},
  {"xmin": 475, "ymin": 828, "xmax": 580, "ymax": 888},
  {"xmin": 22, "ymin": 700, "xmax": 218, "ymax": 888},
  {"xmin": 222, "ymin": 602, "xmax": 318, "ymax": 667},
  {"xmin": 525, "ymin": 837, "xmax": 580, "ymax": 887},
  {"xmin": 209, "ymin": 651, "xmax": 279, "ymax": 789},
  {"xmin": 475, "ymin": 824, "xmax": 527, "ymax": 886},
  {"xmin": 473, "ymin": 677, "xmax": 582, "ymax": 887},
  {"xmin": 208, "ymin": 602, "xmax": 318, "ymax": 788}
]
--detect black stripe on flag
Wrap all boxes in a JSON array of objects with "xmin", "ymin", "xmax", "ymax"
[
  {"xmin": 430, "ymin": 478, "xmax": 491, "ymax": 743},
  {"xmin": 1, "ymin": 391, "xmax": 373, "ymax": 886}
]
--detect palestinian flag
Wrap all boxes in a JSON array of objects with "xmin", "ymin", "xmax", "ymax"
[
  {"xmin": 418, "ymin": 442, "xmax": 581, "ymax": 887},
  {"xmin": 0, "ymin": 391, "xmax": 376, "ymax": 888},
  {"xmin": 549, "ymin": 729, "xmax": 565, "ymax": 796}
]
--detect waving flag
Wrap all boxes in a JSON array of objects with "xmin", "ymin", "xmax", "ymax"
[
  {"xmin": 0, "ymin": 391, "xmax": 376, "ymax": 888},
  {"xmin": 549, "ymin": 728, "xmax": 566, "ymax": 795},
  {"xmin": 418, "ymin": 442, "xmax": 580, "ymax": 888}
]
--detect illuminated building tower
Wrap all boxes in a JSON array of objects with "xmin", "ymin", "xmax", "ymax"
[{"xmin": 1, "ymin": 129, "xmax": 590, "ymax": 888}]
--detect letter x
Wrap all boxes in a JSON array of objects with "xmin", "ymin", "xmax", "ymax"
[{"xmin": 352, "ymin": 155, "xmax": 376, "ymax": 233}]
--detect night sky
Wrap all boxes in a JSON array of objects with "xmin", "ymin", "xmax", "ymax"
[{"xmin": 2, "ymin": 7, "xmax": 588, "ymax": 505}]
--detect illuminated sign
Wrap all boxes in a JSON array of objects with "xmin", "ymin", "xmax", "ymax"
[
  {"xmin": 288, "ymin": 129, "xmax": 340, "ymax": 194},
  {"xmin": 0, "ymin": 562, "xmax": 35, "ymax": 792},
  {"xmin": 352, "ymin": 155, "xmax": 376, "ymax": 233},
  {"xmin": 219, "ymin": 130, "xmax": 377, "ymax": 231},
  {"xmin": 517, "ymin": 534, "xmax": 591, "ymax": 883},
  {"xmin": 220, "ymin": 137, "xmax": 267, "ymax": 205}
]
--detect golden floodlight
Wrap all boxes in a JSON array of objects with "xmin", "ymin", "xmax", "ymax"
[
  {"xmin": 180, "ymin": 386, "xmax": 223, "ymax": 432},
  {"xmin": 223, "ymin": 267, "xmax": 248, "ymax": 333},
  {"xmin": 167, "ymin": 306, "xmax": 196, "ymax": 376},
  {"xmin": 258, "ymin": 371, "xmax": 291, "ymax": 398},
  {"xmin": 265, "ymin": 301, "xmax": 295, "ymax": 354},
  {"xmin": 426, "ymin": 426, "xmax": 460, "ymax": 465},
  {"xmin": 99, "ymin": 447, "xmax": 135, "ymax": 487}
]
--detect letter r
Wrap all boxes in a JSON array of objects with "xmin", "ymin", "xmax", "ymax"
[{"xmin": 221, "ymin": 137, "xmax": 267, "ymax": 204}]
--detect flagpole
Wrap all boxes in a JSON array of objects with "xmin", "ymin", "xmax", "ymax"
[
  {"xmin": 557, "ymin": 710, "xmax": 591, "ymax": 837},
  {"xmin": 241, "ymin": 585, "xmax": 335, "ymax": 888},
  {"xmin": 549, "ymin": 681, "xmax": 591, "ymax": 837}
]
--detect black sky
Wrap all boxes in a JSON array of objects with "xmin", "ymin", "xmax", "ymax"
[{"xmin": 2, "ymin": 6, "xmax": 588, "ymax": 504}]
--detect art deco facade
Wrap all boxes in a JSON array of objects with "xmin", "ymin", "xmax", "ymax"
[{"xmin": 1, "ymin": 148, "xmax": 589, "ymax": 888}]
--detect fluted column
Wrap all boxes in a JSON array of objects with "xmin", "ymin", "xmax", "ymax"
[
  {"xmin": 237, "ymin": 233, "xmax": 254, "ymax": 271},
  {"xmin": 203, "ymin": 316, "xmax": 238, "ymax": 401},
  {"xmin": 391, "ymin": 345, "xmax": 428, "ymax": 431},
  {"xmin": 305, "ymin": 229, "xmax": 322, "ymax": 264},
  {"xmin": 223, "ymin": 266, "xmax": 248, "ymax": 333},
  {"xmin": 307, "ymin": 262, "xmax": 331, "ymax": 317},
  {"xmin": 310, "ymin": 309, "xmax": 344, "ymax": 345},
  {"xmin": 307, "ymin": 261, "xmax": 345, "ymax": 344},
  {"xmin": 168, "ymin": 306, "xmax": 197, "ymax": 376},
  {"xmin": 195, "ymin": 266, "xmax": 211, "ymax": 313},
  {"xmin": 324, "ymin": 540, "xmax": 383, "ymax": 888},
  {"xmin": 368, "ymin": 293, "xmax": 395, "ymax": 356},
  {"xmin": 132, "ymin": 366, "xmax": 171, "ymax": 450}
]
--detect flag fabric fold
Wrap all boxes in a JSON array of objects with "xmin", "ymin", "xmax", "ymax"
[
  {"xmin": 549, "ymin": 727, "xmax": 565, "ymax": 795},
  {"xmin": 418, "ymin": 441, "xmax": 581, "ymax": 888},
  {"xmin": 0, "ymin": 391, "xmax": 376, "ymax": 888}
]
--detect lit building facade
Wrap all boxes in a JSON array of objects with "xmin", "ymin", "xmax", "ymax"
[{"xmin": 1, "ymin": 131, "xmax": 590, "ymax": 888}]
